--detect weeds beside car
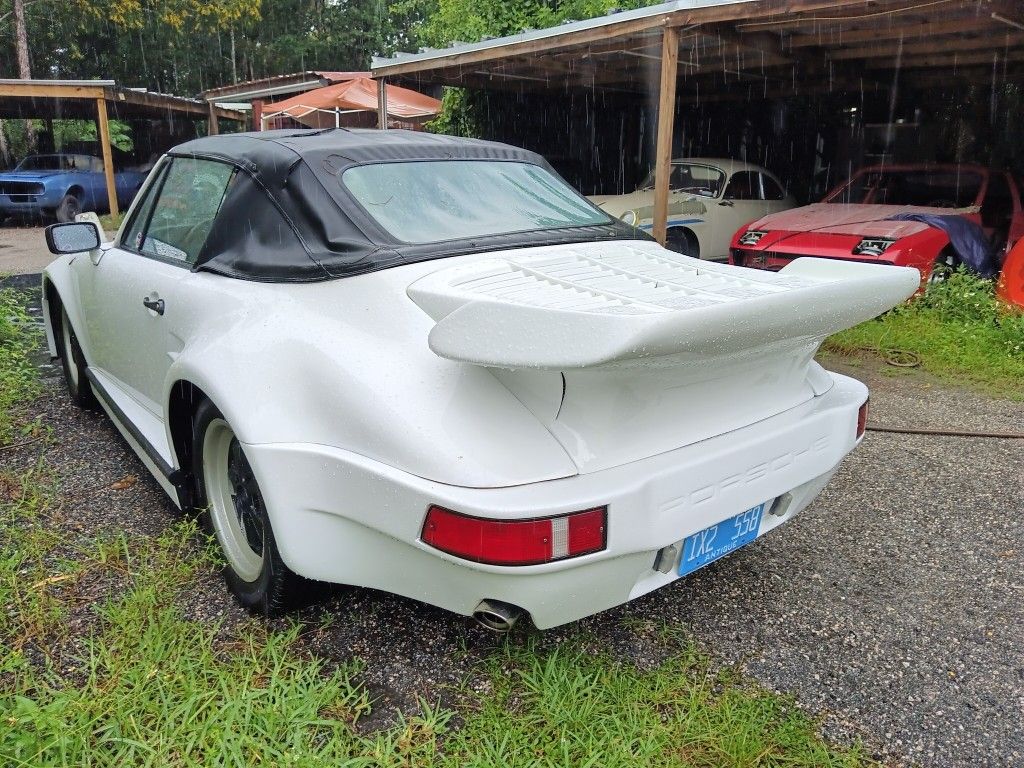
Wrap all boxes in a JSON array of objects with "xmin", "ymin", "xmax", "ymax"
[
  {"xmin": 0, "ymin": 288, "xmax": 41, "ymax": 442},
  {"xmin": 825, "ymin": 271, "xmax": 1024, "ymax": 397}
]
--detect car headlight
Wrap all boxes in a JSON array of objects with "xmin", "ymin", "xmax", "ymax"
[
  {"xmin": 852, "ymin": 237, "xmax": 896, "ymax": 256},
  {"xmin": 620, "ymin": 210, "xmax": 638, "ymax": 227},
  {"xmin": 738, "ymin": 230, "xmax": 768, "ymax": 246}
]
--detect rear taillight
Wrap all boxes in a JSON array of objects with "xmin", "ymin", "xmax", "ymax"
[
  {"xmin": 857, "ymin": 398, "xmax": 869, "ymax": 439},
  {"xmin": 421, "ymin": 505, "xmax": 607, "ymax": 566}
]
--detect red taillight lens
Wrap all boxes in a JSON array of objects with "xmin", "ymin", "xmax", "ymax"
[
  {"xmin": 421, "ymin": 506, "xmax": 607, "ymax": 566},
  {"xmin": 857, "ymin": 398, "xmax": 869, "ymax": 439}
]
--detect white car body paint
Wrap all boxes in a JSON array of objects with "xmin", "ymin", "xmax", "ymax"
[
  {"xmin": 43, "ymin": 232, "xmax": 918, "ymax": 628},
  {"xmin": 589, "ymin": 158, "xmax": 796, "ymax": 260}
]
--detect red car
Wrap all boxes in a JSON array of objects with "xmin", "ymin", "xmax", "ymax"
[{"xmin": 729, "ymin": 164, "xmax": 1024, "ymax": 284}]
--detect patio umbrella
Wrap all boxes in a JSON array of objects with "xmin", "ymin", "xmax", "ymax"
[{"xmin": 264, "ymin": 77, "xmax": 441, "ymax": 129}]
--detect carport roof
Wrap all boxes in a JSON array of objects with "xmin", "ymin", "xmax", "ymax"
[
  {"xmin": 371, "ymin": 0, "xmax": 1024, "ymax": 96},
  {"xmin": 0, "ymin": 79, "xmax": 246, "ymax": 122}
]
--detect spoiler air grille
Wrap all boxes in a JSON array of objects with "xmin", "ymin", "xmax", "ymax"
[{"xmin": 445, "ymin": 243, "xmax": 815, "ymax": 314}]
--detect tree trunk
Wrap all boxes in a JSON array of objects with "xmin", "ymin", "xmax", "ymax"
[
  {"xmin": 13, "ymin": 0, "xmax": 31, "ymax": 78},
  {"xmin": 230, "ymin": 26, "xmax": 237, "ymax": 84},
  {"xmin": 0, "ymin": 121, "xmax": 11, "ymax": 168},
  {"xmin": 13, "ymin": 0, "xmax": 36, "ymax": 152}
]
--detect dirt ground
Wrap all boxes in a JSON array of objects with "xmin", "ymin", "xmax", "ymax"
[{"xmin": 0, "ymin": 225, "xmax": 52, "ymax": 276}]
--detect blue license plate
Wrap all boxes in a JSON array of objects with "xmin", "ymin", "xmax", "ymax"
[{"xmin": 678, "ymin": 502, "xmax": 766, "ymax": 577}]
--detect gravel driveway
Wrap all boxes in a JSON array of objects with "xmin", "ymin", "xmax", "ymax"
[
  {"xmin": 0, "ymin": 225, "xmax": 53, "ymax": 276},
  {"xmin": 10, "ymin": 305, "xmax": 1023, "ymax": 767}
]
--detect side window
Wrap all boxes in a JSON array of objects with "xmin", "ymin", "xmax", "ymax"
[
  {"xmin": 724, "ymin": 171, "xmax": 760, "ymax": 200},
  {"xmin": 122, "ymin": 163, "xmax": 169, "ymax": 252},
  {"xmin": 761, "ymin": 174, "xmax": 786, "ymax": 201},
  {"xmin": 135, "ymin": 158, "xmax": 235, "ymax": 265}
]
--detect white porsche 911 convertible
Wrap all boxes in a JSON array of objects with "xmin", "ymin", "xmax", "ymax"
[{"xmin": 42, "ymin": 129, "xmax": 919, "ymax": 631}]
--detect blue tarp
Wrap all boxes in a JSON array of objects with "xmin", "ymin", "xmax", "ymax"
[{"xmin": 886, "ymin": 213, "xmax": 999, "ymax": 278}]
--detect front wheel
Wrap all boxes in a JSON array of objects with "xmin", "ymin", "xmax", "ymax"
[
  {"xmin": 192, "ymin": 400, "xmax": 301, "ymax": 616},
  {"xmin": 57, "ymin": 305, "xmax": 98, "ymax": 409},
  {"xmin": 927, "ymin": 249, "xmax": 959, "ymax": 285},
  {"xmin": 55, "ymin": 193, "xmax": 82, "ymax": 223}
]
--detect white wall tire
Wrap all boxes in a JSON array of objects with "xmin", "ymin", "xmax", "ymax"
[
  {"xmin": 191, "ymin": 399, "xmax": 302, "ymax": 615},
  {"xmin": 202, "ymin": 418, "xmax": 266, "ymax": 582}
]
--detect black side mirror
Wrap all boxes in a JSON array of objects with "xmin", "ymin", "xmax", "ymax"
[{"xmin": 45, "ymin": 221, "xmax": 101, "ymax": 255}]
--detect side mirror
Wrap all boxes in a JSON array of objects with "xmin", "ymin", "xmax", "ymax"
[
  {"xmin": 719, "ymin": 199, "xmax": 735, "ymax": 207},
  {"xmin": 45, "ymin": 221, "xmax": 102, "ymax": 255}
]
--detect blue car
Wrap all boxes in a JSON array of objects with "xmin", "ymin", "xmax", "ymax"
[{"xmin": 0, "ymin": 153, "xmax": 146, "ymax": 223}]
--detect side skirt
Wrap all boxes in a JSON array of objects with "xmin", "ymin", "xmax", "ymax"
[{"xmin": 84, "ymin": 368, "xmax": 190, "ymax": 510}]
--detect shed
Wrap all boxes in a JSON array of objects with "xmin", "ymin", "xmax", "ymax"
[
  {"xmin": 372, "ymin": 0, "xmax": 1024, "ymax": 244},
  {"xmin": 0, "ymin": 79, "xmax": 246, "ymax": 217}
]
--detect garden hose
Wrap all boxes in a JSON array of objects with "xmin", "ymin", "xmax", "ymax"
[{"xmin": 866, "ymin": 424, "xmax": 1024, "ymax": 439}]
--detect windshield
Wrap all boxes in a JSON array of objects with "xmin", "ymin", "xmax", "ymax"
[
  {"xmin": 826, "ymin": 169, "xmax": 984, "ymax": 207},
  {"xmin": 342, "ymin": 160, "xmax": 611, "ymax": 244},
  {"xmin": 637, "ymin": 163, "xmax": 726, "ymax": 198},
  {"xmin": 16, "ymin": 154, "xmax": 92, "ymax": 172}
]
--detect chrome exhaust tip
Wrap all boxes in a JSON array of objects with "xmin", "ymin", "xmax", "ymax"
[{"xmin": 472, "ymin": 599, "xmax": 524, "ymax": 633}]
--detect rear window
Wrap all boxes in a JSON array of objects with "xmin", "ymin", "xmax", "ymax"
[
  {"xmin": 341, "ymin": 160, "xmax": 610, "ymax": 244},
  {"xmin": 828, "ymin": 169, "xmax": 984, "ymax": 207}
]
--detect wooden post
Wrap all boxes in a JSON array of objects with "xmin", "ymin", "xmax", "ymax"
[
  {"xmin": 207, "ymin": 100, "xmax": 219, "ymax": 136},
  {"xmin": 377, "ymin": 78, "xmax": 388, "ymax": 130},
  {"xmin": 252, "ymin": 99, "xmax": 263, "ymax": 131},
  {"xmin": 652, "ymin": 24, "xmax": 680, "ymax": 246},
  {"xmin": 95, "ymin": 98, "xmax": 119, "ymax": 218}
]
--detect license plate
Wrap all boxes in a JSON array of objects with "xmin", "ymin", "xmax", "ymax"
[{"xmin": 677, "ymin": 503, "xmax": 766, "ymax": 577}]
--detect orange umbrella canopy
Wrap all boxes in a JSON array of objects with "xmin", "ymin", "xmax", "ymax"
[{"xmin": 267, "ymin": 77, "xmax": 441, "ymax": 128}]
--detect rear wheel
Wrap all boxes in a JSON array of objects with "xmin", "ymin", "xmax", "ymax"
[
  {"xmin": 57, "ymin": 304, "xmax": 98, "ymax": 409},
  {"xmin": 192, "ymin": 400, "xmax": 301, "ymax": 616},
  {"xmin": 55, "ymin": 193, "xmax": 82, "ymax": 223}
]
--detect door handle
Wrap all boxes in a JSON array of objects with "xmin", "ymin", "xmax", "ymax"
[{"xmin": 142, "ymin": 297, "xmax": 165, "ymax": 315}]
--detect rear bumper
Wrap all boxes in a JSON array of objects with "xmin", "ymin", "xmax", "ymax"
[{"xmin": 243, "ymin": 373, "xmax": 868, "ymax": 629}]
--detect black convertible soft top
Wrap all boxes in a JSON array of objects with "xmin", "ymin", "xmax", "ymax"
[{"xmin": 168, "ymin": 128, "xmax": 645, "ymax": 282}]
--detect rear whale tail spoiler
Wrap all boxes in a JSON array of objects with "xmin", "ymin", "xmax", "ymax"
[{"xmin": 407, "ymin": 242, "xmax": 920, "ymax": 370}]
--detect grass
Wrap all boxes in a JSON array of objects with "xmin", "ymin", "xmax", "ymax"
[
  {"xmin": 825, "ymin": 271, "xmax": 1024, "ymax": 398},
  {"xmin": 97, "ymin": 212, "xmax": 125, "ymax": 233},
  {"xmin": 0, "ymin": 287, "xmax": 43, "ymax": 443},
  {"xmin": 441, "ymin": 640, "xmax": 869, "ymax": 767},
  {"xmin": 0, "ymin": 286, "xmax": 875, "ymax": 766}
]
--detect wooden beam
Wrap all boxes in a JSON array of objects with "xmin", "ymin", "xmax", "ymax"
[
  {"xmin": 0, "ymin": 82, "xmax": 104, "ymax": 99},
  {"xmin": 653, "ymin": 24, "xmax": 680, "ymax": 246},
  {"xmin": 207, "ymin": 100, "xmax": 219, "ymax": 135},
  {"xmin": 95, "ymin": 97, "xmax": 118, "ymax": 218},
  {"xmin": 377, "ymin": 78, "xmax": 388, "ymax": 129},
  {"xmin": 863, "ymin": 48, "xmax": 1024, "ymax": 68},
  {"xmin": 825, "ymin": 30, "xmax": 1024, "ymax": 60},
  {"xmin": 785, "ymin": 17, "xmax": 1002, "ymax": 47}
]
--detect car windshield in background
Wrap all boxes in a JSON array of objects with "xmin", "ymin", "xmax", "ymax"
[
  {"xmin": 638, "ymin": 164, "xmax": 726, "ymax": 197},
  {"xmin": 16, "ymin": 154, "xmax": 89, "ymax": 172},
  {"xmin": 342, "ymin": 160, "xmax": 611, "ymax": 244},
  {"xmin": 827, "ymin": 170, "xmax": 984, "ymax": 207}
]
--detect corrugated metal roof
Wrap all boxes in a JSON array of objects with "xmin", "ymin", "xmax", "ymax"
[{"xmin": 371, "ymin": 0, "xmax": 752, "ymax": 73}]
